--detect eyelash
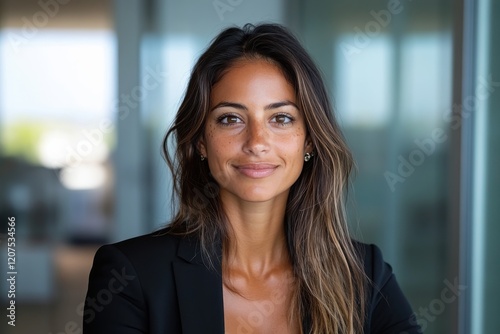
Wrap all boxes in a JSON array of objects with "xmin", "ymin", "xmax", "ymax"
[
  {"xmin": 216, "ymin": 113, "xmax": 240, "ymax": 126},
  {"xmin": 215, "ymin": 113, "xmax": 295, "ymax": 127},
  {"xmin": 273, "ymin": 113, "xmax": 295, "ymax": 126}
]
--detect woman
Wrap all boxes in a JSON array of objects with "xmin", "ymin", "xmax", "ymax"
[{"xmin": 84, "ymin": 23, "xmax": 421, "ymax": 334}]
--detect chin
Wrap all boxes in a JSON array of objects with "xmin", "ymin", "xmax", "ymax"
[{"xmin": 233, "ymin": 187, "xmax": 289, "ymax": 203}]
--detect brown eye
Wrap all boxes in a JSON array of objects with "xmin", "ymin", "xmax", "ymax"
[
  {"xmin": 226, "ymin": 116, "xmax": 240, "ymax": 123},
  {"xmin": 272, "ymin": 114, "xmax": 293, "ymax": 125},
  {"xmin": 217, "ymin": 114, "xmax": 242, "ymax": 125}
]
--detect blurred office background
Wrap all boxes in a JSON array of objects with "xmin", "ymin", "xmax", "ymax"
[{"xmin": 0, "ymin": 0, "xmax": 498, "ymax": 333}]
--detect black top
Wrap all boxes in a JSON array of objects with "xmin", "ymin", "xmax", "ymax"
[{"xmin": 83, "ymin": 231, "xmax": 421, "ymax": 333}]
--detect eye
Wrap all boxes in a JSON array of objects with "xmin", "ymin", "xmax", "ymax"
[
  {"xmin": 271, "ymin": 113, "xmax": 294, "ymax": 125},
  {"xmin": 217, "ymin": 114, "xmax": 243, "ymax": 125}
]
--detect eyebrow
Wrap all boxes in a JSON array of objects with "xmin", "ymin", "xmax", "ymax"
[{"xmin": 210, "ymin": 100, "xmax": 299, "ymax": 112}]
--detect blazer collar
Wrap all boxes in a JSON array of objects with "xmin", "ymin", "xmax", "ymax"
[
  {"xmin": 173, "ymin": 235, "xmax": 225, "ymax": 333},
  {"xmin": 173, "ymin": 234, "xmax": 310, "ymax": 333}
]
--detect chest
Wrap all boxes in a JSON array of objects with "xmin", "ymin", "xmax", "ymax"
[{"xmin": 222, "ymin": 277, "xmax": 300, "ymax": 334}]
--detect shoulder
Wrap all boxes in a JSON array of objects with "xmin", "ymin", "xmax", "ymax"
[
  {"xmin": 93, "ymin": 230, "xmax": 179, "ymax": 263},
  {"xmin": 89, "ymin": 229, "xmax": 196, "ymax": 281},
  {"xmin": 353, "ymin": 241, "xmax": 393, "ymax": 287},
  {"xmin": 352, "ymin": 241, "xmax": 422, "ymax": 334},
  {"xmin": 105, "ymin": 230, "xmax": 181, "ymax": 258},
  {"xmin": 84, "ymin": 230, "xmax": 191, "ymax": 332}
]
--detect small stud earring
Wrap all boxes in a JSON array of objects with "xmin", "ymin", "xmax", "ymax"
[
  {"xmin": 200, "ymin": 155, "xmax": 206, "ymax": 161},
  {"xmin": 304, "ymin": 152, "xmax": 312, "ymax": 162}
]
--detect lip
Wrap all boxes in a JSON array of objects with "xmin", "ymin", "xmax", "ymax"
[{"xmin": 234, "ymin": 163, "xmax": 279, "ymax": 178}]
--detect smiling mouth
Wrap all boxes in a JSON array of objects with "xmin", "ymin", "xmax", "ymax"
[{"xmin": 234, "ymin": 164, "xmax": 279, "ymax": 178}]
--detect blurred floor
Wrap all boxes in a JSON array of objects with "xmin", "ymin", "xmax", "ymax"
[{"xmin": 1, "ymin": 245, "xmax": 98, "ymax": 334}]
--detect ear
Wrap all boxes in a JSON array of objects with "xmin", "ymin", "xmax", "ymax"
[
  {"xmin": 304, "ymin": 135, "xmax": 313, "ymax": 154},
  {"xmin": 197, "ymin": 136, "xmax": 207, "ymax": 157}
]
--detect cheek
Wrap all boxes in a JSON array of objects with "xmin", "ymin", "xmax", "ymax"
[
  {"xmin": 204, "ymin": 128, "xmax": 234, "ymax": 177},
  {"xmin": 278, "ymin": 136, "xmax": 306, "ymax": 161},
  {"xmin": 205, "ymin": 125, "xmax": 220, "ymax": 153},
  {"xmin": 205, "ymin": 125, "xmax": 238, "ymax": 156},
  {"xmin": 208, "ymin": 137, "xmax": 234, "ymax": 157},
  {"xmin": 289, "ymin": 128, "xmax": 307, "ymax": 154}
]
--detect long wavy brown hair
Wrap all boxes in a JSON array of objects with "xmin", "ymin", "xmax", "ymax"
[{"xmin": 162, "ymin": 23, "xmax": 366, "ymax": 334}]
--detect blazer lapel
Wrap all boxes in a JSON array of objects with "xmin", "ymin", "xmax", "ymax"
[{"xmin": 173, "ymin": 235, "xmax": 224, "ymax": 334}]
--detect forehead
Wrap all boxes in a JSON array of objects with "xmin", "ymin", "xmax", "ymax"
[{"xmin": 210, "ymin": 59, "xmax": 296, "ymax": 105}]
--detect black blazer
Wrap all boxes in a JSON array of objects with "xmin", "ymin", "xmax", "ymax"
[{"xmin": 83, "ymin": 232, "xmax": 421, "ymax": 333}]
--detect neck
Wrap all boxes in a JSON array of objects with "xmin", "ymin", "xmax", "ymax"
[{"xmin": 221, "ymin": 191, "xmax": 290, "ymax": 277}]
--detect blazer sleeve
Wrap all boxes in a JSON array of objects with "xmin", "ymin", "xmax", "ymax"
[
  {"xmin": 365, "ymin": 244, "xmax": 422, "ymax": 334},
  {"xmin": 83, "ymin": 244, "xmax": 148, "ymax": 334}
]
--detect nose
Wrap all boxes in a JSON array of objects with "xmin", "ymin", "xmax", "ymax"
[{"xmin": 242, "ymin": 120, "xmax": 270, "ymax": 155}]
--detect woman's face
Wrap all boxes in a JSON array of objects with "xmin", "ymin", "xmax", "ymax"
[{"xmin": 198, "ymin": 59, "xmax": 312, "ymax": 204}]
